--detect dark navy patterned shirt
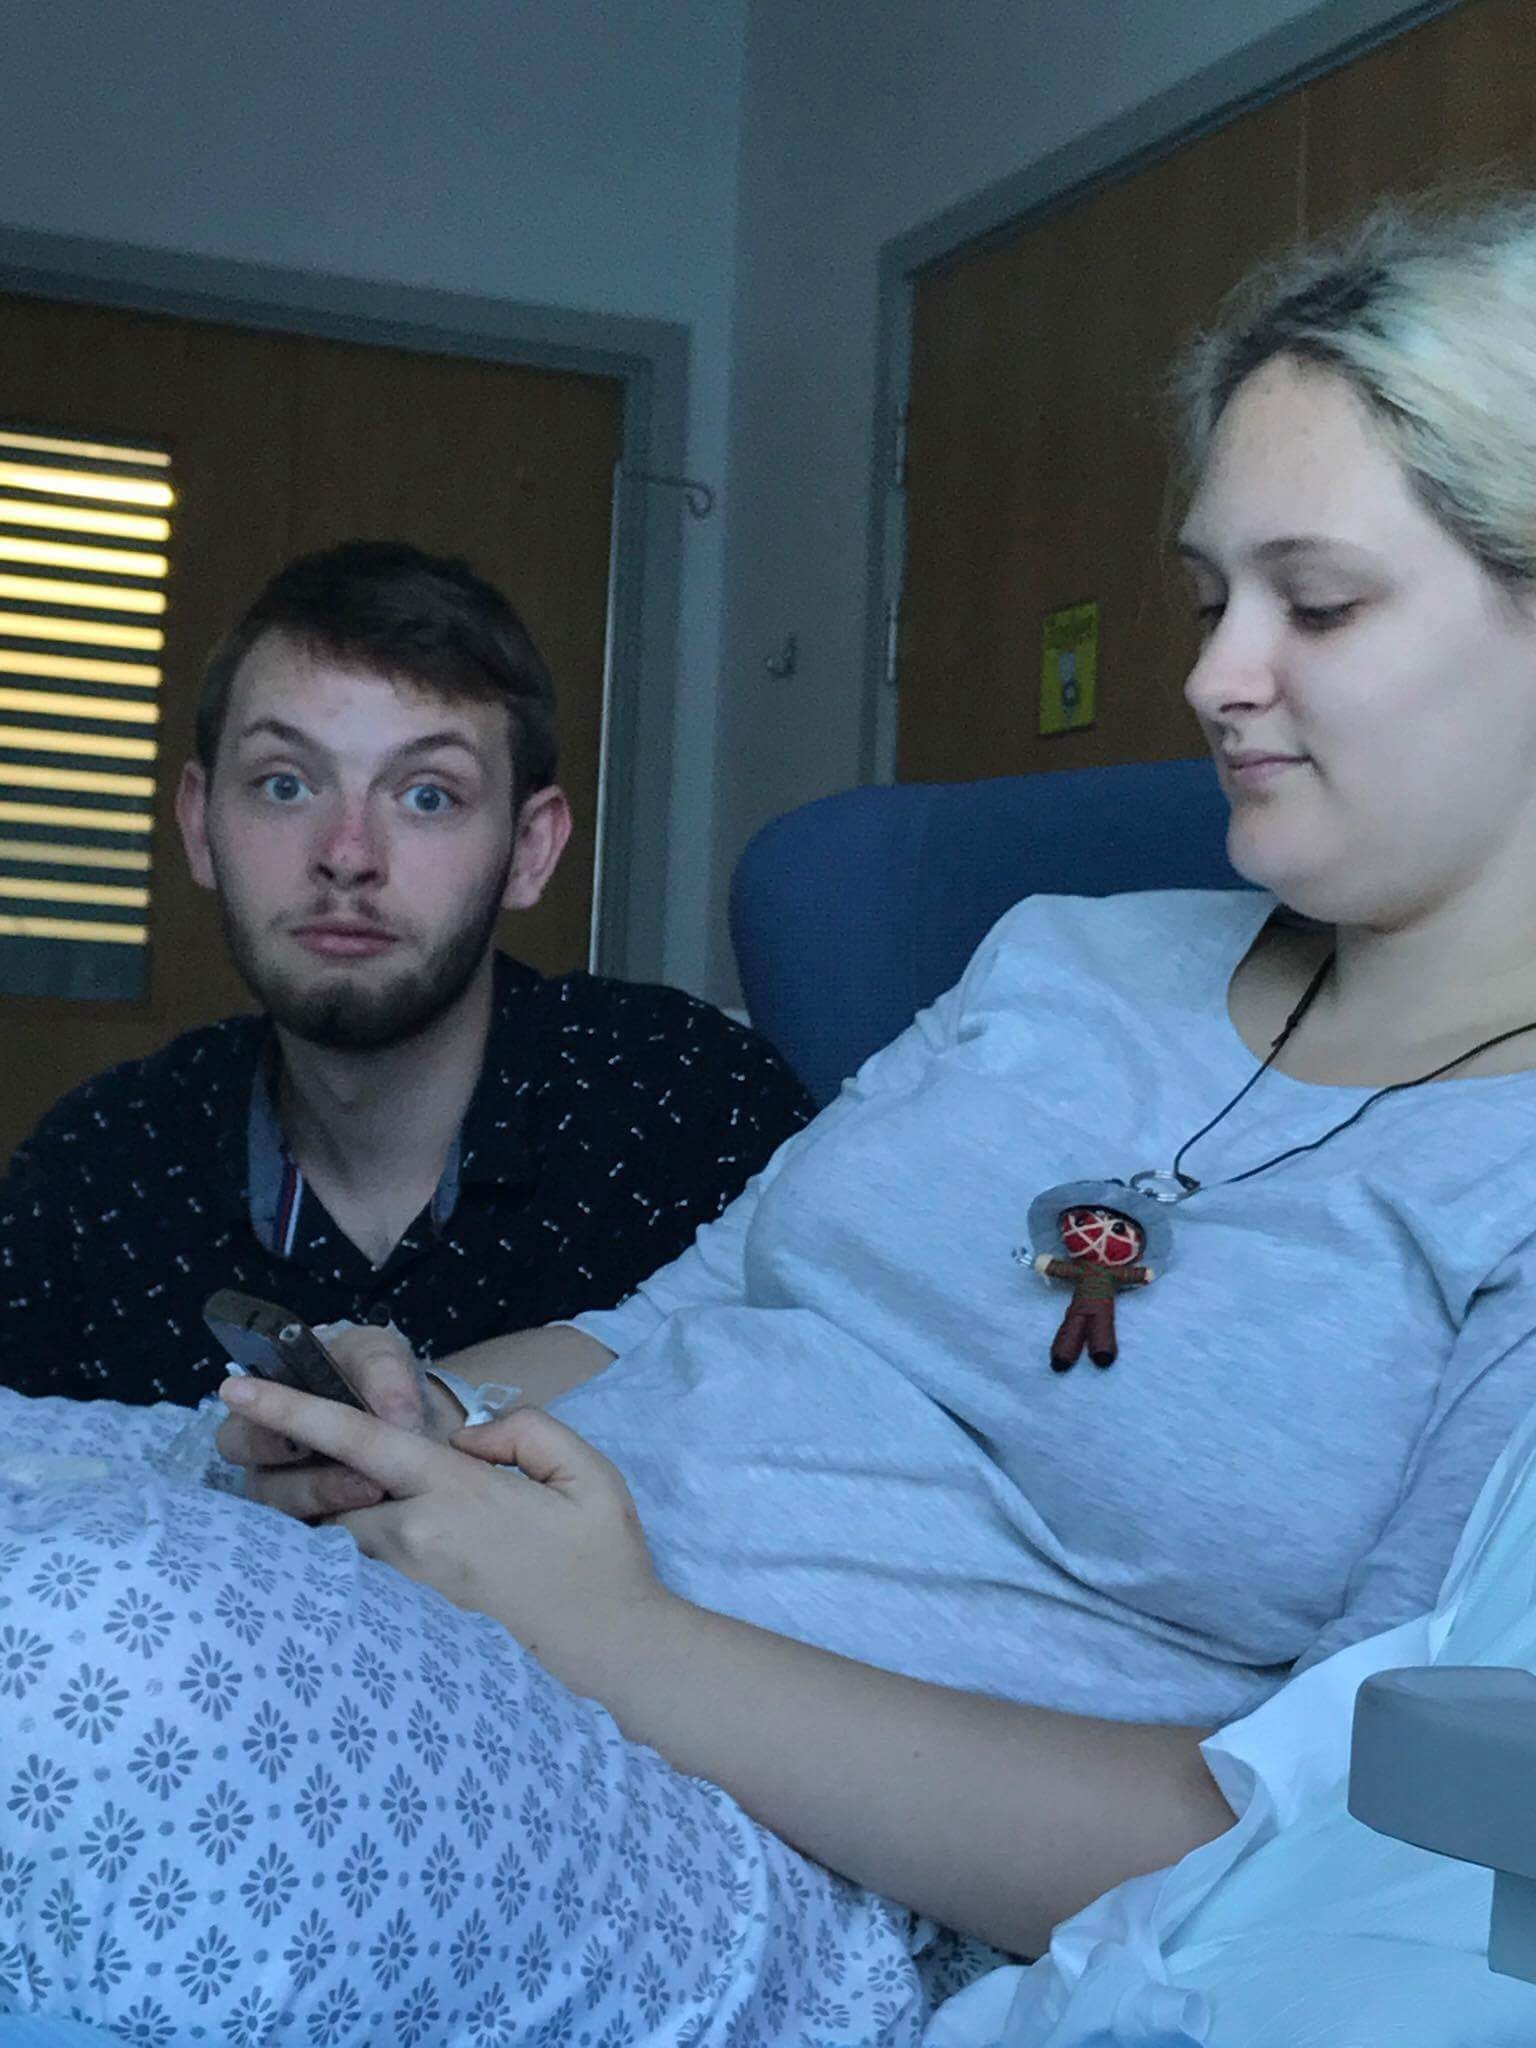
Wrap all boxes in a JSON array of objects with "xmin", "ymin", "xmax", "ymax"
[{"xmin": 0, "ymin": 953, "xmax": 814, "ymax": 1406}]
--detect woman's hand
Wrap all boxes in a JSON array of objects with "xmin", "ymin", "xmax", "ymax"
[
  {"xmin": 218, "ymin": 1375, "xmax": 671, "ymax": 1691},
  {"xmin": 214, "ymin": 1321, "xmax": 458, "ymax": 1522},
  {"xmin": 215, "ymin": 1323, "xmax": 618, "ymax": 1524}
]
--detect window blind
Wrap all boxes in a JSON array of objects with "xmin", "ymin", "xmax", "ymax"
[{"xmin": 0, "ymin": 426, "xmax": 172, "ymax": 1001}]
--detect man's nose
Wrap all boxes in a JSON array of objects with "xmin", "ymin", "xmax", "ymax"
[{"xmin": 312, "ymin": 798, "xmax": 386, "ymax": 888}]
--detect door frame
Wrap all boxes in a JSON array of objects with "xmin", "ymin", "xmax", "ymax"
[
  {"xmin": 0, "ymin": 221, "xmax": 689, "ymax": 984},
  {"xmin": 862, "ymin": 0, "xmax": 1466, "ymax": 784}
]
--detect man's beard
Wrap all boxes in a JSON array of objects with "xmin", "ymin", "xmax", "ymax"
[{"xmin": 217, "ymin": 861, "xmax": 512, "ymax": 1053}]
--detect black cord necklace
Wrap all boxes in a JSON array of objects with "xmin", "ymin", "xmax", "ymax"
[
  {"xmin": 1136, "ymin": 951, "xmax": 1536, "ymax": 1203},
  {"xmin": 1128, "ymin": 948, "xmax": 1334, "ymax": 1204},
  {"xmin": 1020, "ymin": 949, "xmax": 1536, "ymax": 1373}
]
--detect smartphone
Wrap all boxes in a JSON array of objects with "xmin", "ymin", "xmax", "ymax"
[{"xmin": 203, "ymin": 1289, "xmax": 366, "ymax": 1409}]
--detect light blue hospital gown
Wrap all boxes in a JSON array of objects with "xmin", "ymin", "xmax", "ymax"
[
  {"xmin": 0, "ymin": 1395, "xmax": 926, "ymax": 2046},
  {"xmin": 7, "ymin": 889, "xmax": 1536, "ymax": 2044}
]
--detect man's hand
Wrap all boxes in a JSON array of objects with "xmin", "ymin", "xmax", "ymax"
[
  {"xmin": 215, "ymin": 1321, "xmax": 458, "ymax": 1521},
  {"xmin": 218, "ymin": 1373, "xmax": 672, "ymax": 1695}
]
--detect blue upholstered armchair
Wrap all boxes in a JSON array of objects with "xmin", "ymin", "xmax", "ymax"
[{"xmin": 730, "ymin": 758, "xmax": 1245, "ymax": 1105}]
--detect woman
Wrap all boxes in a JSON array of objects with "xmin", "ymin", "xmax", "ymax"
[{"xmin": 9, "ymin": 194, "xmax": 1536, "ymax": 2045}]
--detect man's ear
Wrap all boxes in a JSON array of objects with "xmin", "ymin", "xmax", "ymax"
[
  {"xmin": 175, "ymin": 760, "xmax": 217, "ymax": 892},
  {"xmin": 502, "ymin": 785, "xmax": 573, "ymax": 911}
]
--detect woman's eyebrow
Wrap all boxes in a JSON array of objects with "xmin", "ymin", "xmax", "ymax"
[
  {"xmin": 1253, "ymin": 535, "xmax": 1364, "ymax": 565},
  {"xmin": 1175, "ymin": 535, "xmax": 1377, "ymax": 569}
]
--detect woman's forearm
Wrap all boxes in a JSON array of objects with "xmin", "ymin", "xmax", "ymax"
[
  {"xmin": 573, "ymin": 1594, "xmax": 1236, "ymax": 1958},
  {"xmin": 438, "ymin": 1325, "xmax": 615, "ymax": 1407},
  {"xmin": 218, "ymin": 1381, "xmax": 1236, "ymax": 1954}
]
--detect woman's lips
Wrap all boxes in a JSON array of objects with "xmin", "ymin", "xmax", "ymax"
[
  {"xmin": 1224, "ymin": 753, "xmax": 1307, "ymax": 786},
  {"xmin": 293, "ymin": 924, "xmax": 399, "ymax": 958}
]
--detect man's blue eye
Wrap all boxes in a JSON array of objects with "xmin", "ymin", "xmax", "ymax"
[
  {"xmin": 403, "ymin": 783, "xmax": 455, "ymax": 816},
  {"xmin": 259, "ymin": 773, "xmax": 307, "ymax": 804}
]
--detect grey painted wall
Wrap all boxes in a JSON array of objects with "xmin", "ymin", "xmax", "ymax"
[{"xmin": 710, "ymin": 0, "xmax": 1402, "ymax": 1000}]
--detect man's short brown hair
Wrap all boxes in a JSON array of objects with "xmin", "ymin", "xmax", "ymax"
[{"xmin": 196, "ymin": 540, "xmax": 558, "ymax": 809}]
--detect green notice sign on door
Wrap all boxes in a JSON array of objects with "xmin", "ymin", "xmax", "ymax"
[{"xmin": 1039, "ymin": 601, "xmax": 1099, "ymax": 735}]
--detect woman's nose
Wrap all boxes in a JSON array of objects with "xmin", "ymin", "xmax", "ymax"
[{"xmin": 1182, "ymin": 611, "xmax": 1281, "ymax": 723}]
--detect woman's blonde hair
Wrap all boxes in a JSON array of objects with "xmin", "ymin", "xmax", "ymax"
[{"xmin": 1177, "ymin": 192, "xmax": 1536, "ymax": 584}]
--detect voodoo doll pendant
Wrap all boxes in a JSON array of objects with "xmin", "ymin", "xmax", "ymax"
[{"xmin": 1017, "ymin": 1180, "xmax": 1173, "ymax": 1373}]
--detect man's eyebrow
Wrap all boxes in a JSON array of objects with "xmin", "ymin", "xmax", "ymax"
[
  {"xmin": 230, "ymin": 720, "xmax": 486, "ymax": 763},
  {"xmin": 388, "ymin": 731, "xmax": 487, "ymax": 762},
  {"xmin": 234, "ymin": 717, "xmax": 321, "ymax": 751}
]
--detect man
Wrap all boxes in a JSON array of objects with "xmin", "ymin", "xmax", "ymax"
[{"xmin": 0, "ymin": 541, "xmax": 813, "ymax": 1405}]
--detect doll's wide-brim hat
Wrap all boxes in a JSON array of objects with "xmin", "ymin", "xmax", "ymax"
[{"xmin": 1026, "ymin": 1179, "xmax": 1175, "ymax": 1266}]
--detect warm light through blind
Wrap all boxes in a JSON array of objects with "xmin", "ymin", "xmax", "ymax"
[
  {"xmin": 0, "ymin": 913, "xmax": 146, "ymax": 945},
  {"xmin": 0, "ymin": 612, "xmax": 163, "ymax": 651},
  {"xmin": 0, "ymin": 875, "xmax": 149, "ymax": 908},
  {"xmin": 0, "ymin": 574, "xmax": 166, "ymax": 615},
  {"xmin": 0, "ymin": 535, "xmax": 168, "ymax": 577},
  {"xmin": 0, "ymin": 689, "xmax": 160, "ymax": 726},
  {"xmin": 0, "ymin": 496, "xmax": 171, "ymax": 542},
  {"xmin": 0, "ymin": 800, "xmax": 152, "ymax": 834},
  {"xmin": 0, "ymin": 649, "xmax": 160, "ymax": 687},
  {"xmin": 1, "ymin": 763, "xmax": 157, "ymax": 796},
  {"xmin": 0, "ymin": 463, "xmax": 174, "ymax": 509},
  {"xmin": 0, "ymin": 429, "xmax": 169, "ymax": 467},
  {"xmin": 0, "ymin": 726, "xmax": 157, "ymax": 761},
  {"xmin": 0, "ymin": 837, "xmax": 150, "ymax": 872},
  {"xmin": 0, "ymin": 422, "xmax": 172, "ymax": 998}
]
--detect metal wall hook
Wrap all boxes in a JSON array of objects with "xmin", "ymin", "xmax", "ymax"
[
  {"xmin": 626, "ymin": 469, "xmax": 716, "ymax": 519},
  {"xmin": 764, "ymin": 633, "xmax": 798, "ymax": 680}
]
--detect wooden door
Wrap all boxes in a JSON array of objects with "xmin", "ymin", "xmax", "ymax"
[
  {"xmin": 899, "ymin": 96, "xmax": 1302, "ymax": 784},
  {"xmin": 896, "ymin": 0, "xmax": 1536, "ymax": 785},
  {"xmin": 1303, "ymin": 0, "xmax": 1536, "ymax": 231},
  {"xmin": 0, "ymin": 294, "xmax": 622, "ymax": 1159}
]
